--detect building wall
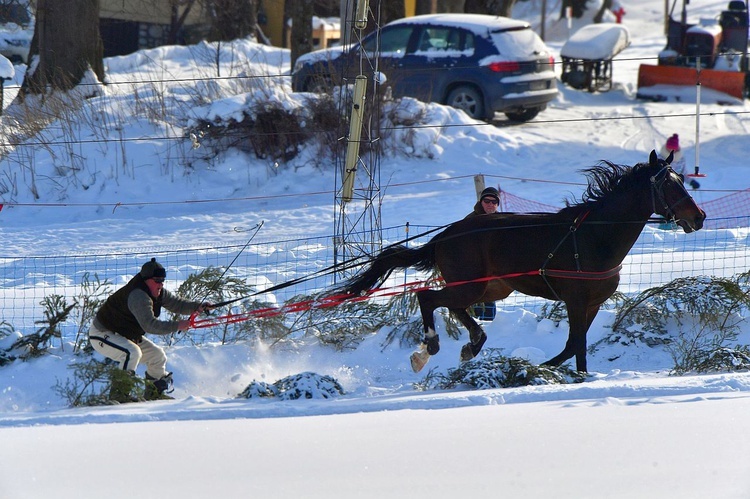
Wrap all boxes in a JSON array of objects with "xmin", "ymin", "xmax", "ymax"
[
  {"xmin": 100, "ymin": 0, "xmax": 419, "ymax": 51},
  {"xmin": 100, "ymin": 0, "xmax": 207, "ymax": 26},
  {"xmin": 262, "ymin": 1, "xmax": 417, "ymax": 49},
  {"xmin": 263, "ymin": 0, "xmax": 285, "ymax": 47}
]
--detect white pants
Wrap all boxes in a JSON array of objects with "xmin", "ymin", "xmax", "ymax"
[{"xmin": 89, "ymin": 323, "xmax": 168, "ymax": 379}]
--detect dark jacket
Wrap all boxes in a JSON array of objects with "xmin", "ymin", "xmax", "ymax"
[
  {"xmin": 93, "ymin": 274, "xmax": 200, "ymax": 342},
  {"xmin": 465, "ymin": 200, "xmax": 488, "ymax": 219}
]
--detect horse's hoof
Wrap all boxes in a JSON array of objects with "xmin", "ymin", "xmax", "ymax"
[
  {"xmin": 459, "ymin": 343, "xmax": 475, "ymax": 363},
  {"xmin": 424, "ymin": 335, "xmax": 440, "ymax": 355},
  {"xmin": 410, "ymin": 349, "xmax": 430, "ymax": 373},
  {"xmin": 460, "ymin": 333, "xmax": 487, "ymax": 362}
]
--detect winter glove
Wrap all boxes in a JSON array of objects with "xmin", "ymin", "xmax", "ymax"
[{"xmin": 689, "ymin": 179, "xmax": 700, "ymax": 190}]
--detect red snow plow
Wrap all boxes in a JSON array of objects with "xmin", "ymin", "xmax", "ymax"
[{"xmin": 637, "ymin": 0, "xmax": 749, "ymax": 101}]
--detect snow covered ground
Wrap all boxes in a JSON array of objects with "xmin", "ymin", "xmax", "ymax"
[{"xmin": 1, "ymin": 0, "xmax": 750, "ymax": 497}]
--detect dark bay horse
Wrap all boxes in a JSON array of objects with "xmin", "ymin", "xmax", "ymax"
[{"xmin": 340, "ymin": 150, "xmax": 706, "ymax": 373}]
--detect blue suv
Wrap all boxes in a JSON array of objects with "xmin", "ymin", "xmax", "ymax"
[{"xmin": 291, "ymin": 14, "xmax": 558, "ymax": 122}]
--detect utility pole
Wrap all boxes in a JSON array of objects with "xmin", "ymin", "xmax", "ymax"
[{"xmin": 333, "ymin": 0, "xmax": 382, "ymax": 281}]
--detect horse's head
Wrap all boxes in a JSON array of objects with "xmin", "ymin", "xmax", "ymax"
[{"xmin": 647, "ymin": 150, "xmax": 706, "ymax": 233}]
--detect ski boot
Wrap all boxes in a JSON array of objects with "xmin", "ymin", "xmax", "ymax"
[{"xmin": 145, "ymin": 372, "xmax": 175, "ymax": 400}]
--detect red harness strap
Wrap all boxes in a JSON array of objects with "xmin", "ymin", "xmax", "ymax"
[
  {"xmin": 187, "ymin": 263, "xmax": 623, "ymax": 329},
  {"xmin": 540, "ymin": 265, "xmax": 622, "ymax": 280}
]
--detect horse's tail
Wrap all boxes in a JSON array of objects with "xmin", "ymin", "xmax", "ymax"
[{"xmin": 340, "ymin": 243, "xmax": 436, "ymax": 296}]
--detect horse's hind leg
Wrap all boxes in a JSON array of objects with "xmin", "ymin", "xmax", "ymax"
[
  {"xmin": 415, "ymin": 290, "xmax": 441, "ymax": 354},
  {"xmin": 409, "ymin": 290, "xmax": 441, "ymax": 373},
  {"xmin": 451, "ymin": 308, "xmax": 487, "ymax": 362},
  {"xmin": 409, "ymin": 285, "xmax": 489, "ymax": 372}
]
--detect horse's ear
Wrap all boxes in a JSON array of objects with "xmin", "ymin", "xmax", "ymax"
[
  {"xmin": 649, "ymin": 150, "xmax": 658, "ymax": 166},
  {"xmin": 666, "ymin": 150, "xmax": 674, "ymax": 165}
]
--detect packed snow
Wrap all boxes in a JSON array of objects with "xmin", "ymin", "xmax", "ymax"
[{"xmin": 1, "ymin": 0, "xmax": 749, "ymax": 498}]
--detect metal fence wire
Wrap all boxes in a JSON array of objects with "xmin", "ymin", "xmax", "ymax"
[{"xmin": 1, "ymin": 216, "xmax": 749, "ymax": 344}]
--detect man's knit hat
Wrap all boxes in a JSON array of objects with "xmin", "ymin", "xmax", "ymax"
[
  {"xmin": 480, "ymin": 186, "xmax": 500, "ymax": 202},
  {"xmin": 140, "ymin": 258, "xmax": 166, "ymax": 279}
]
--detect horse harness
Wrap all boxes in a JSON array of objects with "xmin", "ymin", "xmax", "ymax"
[
  {"xmin": 533, "ymin": 210, "xmax": 619, "ymax": 301},
  {"xmin": 535, "ymin": 165, "xmax": 685, "ymax": 301},
  {"xmin": 650, "ymin": 165, "xmax": 694, "ymax": 223}
]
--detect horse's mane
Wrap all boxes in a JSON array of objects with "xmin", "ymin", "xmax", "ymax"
[{"xmin": 566, "ymin": 160, "xmax": 649, "ymax": 208}]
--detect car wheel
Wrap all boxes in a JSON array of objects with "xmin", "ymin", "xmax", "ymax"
[
  {"xmin": 446, "ymin": 86, "xmax": 485, "ymax": 120},
  {"xmin": 504, "ymin": 107, "xmax": 541, "ymax": 122}
]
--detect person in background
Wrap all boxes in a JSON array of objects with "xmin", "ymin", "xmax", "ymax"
[
  {"xmin": 660, "ymin": 133, "xmax": 700, "ymax": 190},
  {"xmin": 465, "ymin": 186, "xmax": 500, "ymax": 320},
  {"xmin": 89, "ymin": 258, "xmax": 212, "ymax": 402},
  {"xmin": 466, "ymin": 186, "xmax": 500, "ymax": 218}
]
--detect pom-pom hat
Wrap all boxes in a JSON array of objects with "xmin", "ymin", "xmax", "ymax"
[
  {"xmin": 140, "ymin": 258, "xmax": 166, "ymax": 279},
  {"xmin": 666, "ymin": 133, "xmax": 680, "ymax": 151}
]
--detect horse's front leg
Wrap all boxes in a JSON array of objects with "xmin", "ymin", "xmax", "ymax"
[{"xmin": 543, "ymin": 302, "xmax": 600, "ymax": 372}]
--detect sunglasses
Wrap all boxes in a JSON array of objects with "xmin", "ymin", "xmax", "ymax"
[
  {"xmin": 152, "ymin": 277, "xmax": 165, "ymax": 283},
  {"xmin": 481, "ymin": 198, "xmax": 499, "ymax": 205}
]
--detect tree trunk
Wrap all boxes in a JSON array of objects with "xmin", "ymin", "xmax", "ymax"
[
  {"xmin": 593, "ymin": 0, "xmax": 613, "ymax": 23},
  {"xmin": 463, "ymin": 0, "xmax": 515, "ymax": 16},
  {"xmin": 415, "ymin": 0, "xmax": 437, "ymax": 14},
  {"xmin": 168, "ymin": 0, "xmax": 198, "ymax": 45},
  {"xmin": 359, "ymin": 0, "xmax": 405, "ymax": 39},
  {"xmin": 19, "ymin": 0, "xmax": 104, "ymax": 98},
  {"xmin": 438, "ymin": 0, "xmax": 465, "ymax": 12},
  {"xmin": 560, "ymin": 0, "xmax": 588, "ymax": 19},
  {"xmin": 208, "ymin": 0, "xmax": 258, "ymax": 42},
  {"xmin": 379, "ymin": 0, "xmax": 405, "ymax": 24},
  {"xmin": 290, "ymin": 0, "xmax": 314, "ymax": 69}
]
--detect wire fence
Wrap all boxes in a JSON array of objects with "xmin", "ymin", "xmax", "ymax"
[{"xmin": 2, "ymin": 209, "xmax": 749, "ymax": 346}]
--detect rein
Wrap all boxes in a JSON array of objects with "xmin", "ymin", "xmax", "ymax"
[
  {"xmin": 246, "ymin": 222, "xmax": 451, "ymax": 297},
  {"xmin": 189, "ymin": 222, "xmax": 452, "ymax": 326},
  {"xmin": 189, "ymin": 264, "xmax": 624, "ymax": 329}
]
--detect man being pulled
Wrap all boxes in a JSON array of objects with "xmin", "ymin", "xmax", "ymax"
[{"xmin": 89, "ymin": 258, "xmax": 212, "ymax": 402}]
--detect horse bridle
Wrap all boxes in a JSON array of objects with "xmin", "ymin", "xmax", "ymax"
[{"xmin": 650, "ymin": 166, "xmax": 693, "ymax": 222}]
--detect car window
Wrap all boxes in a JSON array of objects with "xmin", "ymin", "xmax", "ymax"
[
  {"xmin": 362, "ymin": 25, "xmax": 413, "ymax": 55},
  {"xmin": 415, "ymin": 27, "xmax": 473, "ymax": 53},
  {"xmin": 490, "ymin": 27, "xmax": 549, "ymax": 57}
]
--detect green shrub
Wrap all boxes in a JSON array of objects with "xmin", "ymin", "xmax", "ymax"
[
  {"xmin": 238, "ymin": 372, "xmax": 344, "ymax": 400},
  {"xmin": 53, "ymin": 359, "xmax": 145, "ymax": 407},
  {"xmin": 597, "ymin": 275, "xmax": 750, "ymax": 373},
  {"xmin": 10, "ymin": 295, "xmax": 74, "ymax": 359},
  {"xmin": 415, "ymin": 348, "xmax": 586, "ymax": 391}
]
